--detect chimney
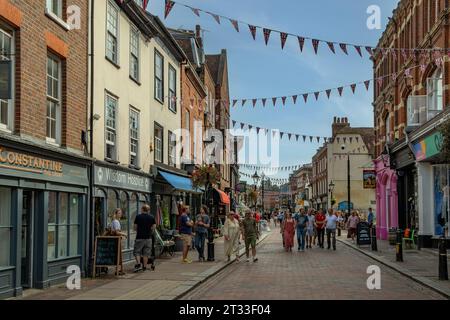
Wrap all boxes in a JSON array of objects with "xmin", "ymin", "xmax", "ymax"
[
  {"xmin": 332, "ymin": 116, "xmax": 350, "ymax": 137},
  {"xmin": 195, "ymin": 25, "xmax": 201, "ymax": 38}
]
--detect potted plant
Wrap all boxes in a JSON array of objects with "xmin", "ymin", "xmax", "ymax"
[{"xmin": 191, "ymin": 164, "xmax": 221, "ymax": 188}]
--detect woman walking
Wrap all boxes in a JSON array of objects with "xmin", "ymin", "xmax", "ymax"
[
  {"xmin": 195, "ymin": 205, "xmax": 210, "ymax": 262},
  {"xmin": 282, "ymin": 212, "xmax": 295, "ymax": 252},
  {"xmin": 109, "ymin": 208, "xmax": 127, "ymax": 274},
  {"xmin": 346, "ymin": 210, "xmax": 360, "ymax": 242},
  {"xmin": 224, "ymin": 212, "xmax": 241, "ymax": 262}
]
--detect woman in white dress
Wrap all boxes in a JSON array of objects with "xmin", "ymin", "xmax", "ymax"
[{"xmin": 223, "ymin": 212, "xmax": 241, "ymax": 262}]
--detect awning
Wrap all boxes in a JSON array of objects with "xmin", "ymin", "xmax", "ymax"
[
  {"xmin": 159, "ymin": 171, "xmax": 200, "ymax": 194},
  {"xmin": 214, "ymin": 188, "xmax": 230, "ymax": 205}
]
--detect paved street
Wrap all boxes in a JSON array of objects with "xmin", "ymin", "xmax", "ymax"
[{"xmin": 182, "ymin": 226, "xmax": 446, "ymax": 300}]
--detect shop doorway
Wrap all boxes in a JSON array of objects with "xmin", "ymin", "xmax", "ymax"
[{"xmin": 21, "ymin": 191, "xmax": 34, "ymax": 289}]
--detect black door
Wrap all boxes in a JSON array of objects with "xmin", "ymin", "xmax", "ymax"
[{"xmin": 21, "ymin": 191, "xmax": 33, "ymax": 288}]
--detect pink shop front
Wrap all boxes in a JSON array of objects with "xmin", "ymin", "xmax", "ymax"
[{"xmin": 374, "ymin": 155, "xmax": 399, "ymax": 240}]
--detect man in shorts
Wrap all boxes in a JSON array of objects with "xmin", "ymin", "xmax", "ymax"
[
  {"xmin": 242, "ymin": 210, "xmax": 260, "ymax": 262},
  {"xmin": 133, "ymin": 204, "xmax": 156, "ymax": 272},
  {"xmin": 180, "ymin": 207, "xmax": 194, "ymax": 263}
]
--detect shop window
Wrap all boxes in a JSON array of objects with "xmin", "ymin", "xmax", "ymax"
[
  {"xmin": 120, "ymin": 192, "xmax": 129, "ymax": 249},
  {"xmin": 0, "ymin": 187, "xmax": 12, "ymax": 267},
  {"xmin": 107, "ymin": 189, "xmax": 118, "ymax": 227},
  {"xmin": 130, "ymin": 194, "xmax": 138, "ymax": 244},
  {"xmin": 47, "ymin": 192, "xmax": 57, "ymax": 260},
  {"xmin": 69, "ymin": 195, "xmax": 79, "ymax": 256},
  {"xmin": 434, "ymin": 165, "xmax": 449, "ymax": 236}
]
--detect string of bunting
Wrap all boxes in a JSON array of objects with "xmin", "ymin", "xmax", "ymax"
[
  {"xmin": 239, "ymin": 171, "xmax": 289, "ymax": 185},
  {"xmin": 163, "ymin": 0, "xmax": 450, "ymax": 57},
  {"xmin": 240, "ymin": 163, "xmax": 306, "ymax": 171}
]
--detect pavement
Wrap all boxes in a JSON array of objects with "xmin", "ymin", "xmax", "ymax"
[
  {"xmin": 337, "ymin": 231, "xmax": 450, "ymax": 299},
  {"xmin": 13, "ymin": 229, "xmax": 272, "ymax": 301}
]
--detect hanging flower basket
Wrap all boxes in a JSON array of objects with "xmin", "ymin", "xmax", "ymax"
[
  {"xmin": 191, "ymin": 165, "xmax": 221, "ymax": 188},
  {"xmin": 440, "ymin": 120, "xmax": 450, "ymax": 163}
]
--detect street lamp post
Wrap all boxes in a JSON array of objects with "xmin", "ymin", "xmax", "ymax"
[
  {"xmin": 261, "ymin": 173, "xmax": 265, "ymax": 219},
  {"xmin": 252, "ymin": 171, "xmax": 260, "ymax": 211},
  {"xmin": 341, "ymin": 145, "xmax": 351, "ymax": 219},
  {"xmin": 328, "ymin": 180, "xmax": 335, "ymax": 209}
]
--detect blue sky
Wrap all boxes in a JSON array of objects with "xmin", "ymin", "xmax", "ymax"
[{"xmin": 148, "ymin": 0, "xmax": 398, "ymax": 183}]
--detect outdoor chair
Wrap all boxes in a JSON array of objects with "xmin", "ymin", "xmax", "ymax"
[
  {"xmin": 154, "ymin": 229, "xmax": 175, "ymax": 257},
  {"xmin": 402, "ymin": 229, "xmax": 416, "ymax": 249}
]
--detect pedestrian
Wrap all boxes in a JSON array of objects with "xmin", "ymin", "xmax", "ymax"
[
  {"xmin": 295, "ymin": 208, "xmax": 308, "ymax": 251},
  {"xmin": 194, "ymin": 205, "xmax": 210, "ymax": 262},
  {"xmin": 315, "ymin": 210, "xmax": 326, "ymax": 249},
  {"xmin": 282, "ymin": 212, "xmax": 296, "ymax": 252},
  {"xmin": 241, "ymin": 210, "xmax": 259, "ymax": 262},
  {"xmin": 109, "ymin": 208, "xmax": 127, "ymax": 275},
  {"xmin": 325, "ymin": 208, "xmax": 338, "ymax": 250},
  {"xmin": 224, "ymin": 211, "xmax": 241, "ymax": 262},
  {"xmin": 346, "ymin": 210, "xmax": 360, "ymax": 242},
  {"xmin": 368, "ymin": 208, "xmax": 374, "ymax": 228},
  {"xmin": 133, "ymin": 205, "xmax": 156, "ymax": 272},
  {"xmin": 180, "ymin": 207, "xmax": 194, "ymax": 263},
  {"xmin": 306, "ymin": 209, "xmax": 315, "ymax": 249}
]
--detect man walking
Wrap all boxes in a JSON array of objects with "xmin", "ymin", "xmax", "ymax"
[
  {"xmin": 242, "ymin": 210, "xmax": 260, "ymax": 262},
  {"xmin": 325, "ymin": 208, "xmax": 338, "ymax": 251},
  {"xmin": 295, "ymin": 209, "xmax": 308, "ymax": 251},
  {"xmin": 195, "ymin": 205, "xmax": 210, "ymax": 262},
  {"xmin": 180, "ymin": 207, "xmax": 194, "ymax": 263},
  {"xmin": 133, "ymin": 204, "xmax": 156, "ymax": 272},
  {"xmin": 315, "ymin": 210, "xmax": 326, "ymax": 249},
  {"xmin": 368, "ymin": 208, "xmax": 374, "ymax": 228}
]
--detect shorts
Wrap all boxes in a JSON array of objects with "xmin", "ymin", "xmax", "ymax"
[
  {"xmin": 349, "ymin": 228, "xmax": 357, "ymax": 237},
  {"xmin": 306, "ymin": 228, "xmax": 314, "ymax": 237},
  {"xmin": 180, "ymin": 233, "xmax": 193, "ymax": 246},
  {"xmin": 133, "ymin": 239, "xmax": 152, "ymax": 257},
  {"xmin": 245, "ymin": 235, "xmax": 257, "ymax": 249}
]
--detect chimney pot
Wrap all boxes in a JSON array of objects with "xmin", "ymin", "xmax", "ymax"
[{"xmin": 196, "ymin": 25, "xmax": 201, "ymax": 38}]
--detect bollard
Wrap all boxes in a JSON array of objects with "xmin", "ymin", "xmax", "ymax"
[
  {"xmin": 371, "ymin": 225, "xmax": 378, "ymax": 252},
  {"xmin": 396, "ymin": 229, "xmax": 403, "ymax": 262},
  {"xmin": 207, "ymin": 228, "xmax": 215, "ymax": 261},
  {"xmin": 438, "ymin": 236, "xmax": 448, "ymax": 280},
  {"xmin": 337, "ymin": 227, "xmax": 341, "ymax": 237}
]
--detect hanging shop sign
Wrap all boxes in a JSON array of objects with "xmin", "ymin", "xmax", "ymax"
[
  {"xmin": 363, "ymin": 170, "xmax": 376, "ymax": 189},
  {"xmin": 94, "ymin": 164, "xmax": 151, "ymax": 193},
  {"xmin": 413, "ymin": 131, "xmax": 443, "ymax": 161}
]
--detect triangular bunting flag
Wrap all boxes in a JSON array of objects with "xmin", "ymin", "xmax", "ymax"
[
  {"xmin": 191, "ymin": 8, "xmax": 200, "ymax": 17},
  {"xmin": 211, "ymin": 13, "xmax": 221, "ymax": 24},
  {"xmin": 350, "ymin": 84, "xmax": 356, "ymax": 94},
  {"xmin": 364, "ymin": 80, "xmax": 370, "ymax": 91},
  {"xmin": 326, "ymin": 89, "xmax": 331, "ymax": 99},
  {"xmin": 256, "ymin": 127, "xmax": 260, "ymax": 134},
  {"xmin": 314, "ymin": 92, "xmax": 320, "ymax": 101},
  {"xmin": 316, "ymin": 137, "xmax": 320, "ymax": 143},
  {"xmin": 164, "ymin": 0, "xmax": 175, "ymax": 19},
  {"xmin": 292, "ymin": 95, "xmax": 298, "ymax": 104},
  {"xmin": 337, "ymin": 87, "xmax": 343, "ymax": 96},
  {"xmin": 405, "ymin": 68, "xmax": 411, "ymax": 78},
  {"xmin": 230, "ymin": 19, "xmax": 239, "ymax": 32},
  {"xmin": 272, "ymin": 131, "xmax": 277, "ymax": 138},
  {"xmin": 298, "ymin": 37, "xmax": 305, "ymax": 52},
  {"xmin": 232, "ymin": 100, "xmax": 237, "ymax": 107},
  {"xmin": 296, "ymin": 135, "xmax": 299, "ymax": 141},
  {"xmin": 339, "ymin": 43, "xmax": 348, "ymax": 55},
  {"xmin": 303, "ymin": 135, "xmax": 306, "ymax": 142},
  {"xmin": 240, "ymin": 123, "xmax": 245, "ymax": 130},
  {"xmin": 354, "ymin": 46, "xmax": 362, "ymax": 57},
  {"xmin": 288, "ymin": 133, "xmax": 292, "ymax": 140},
  {"xmin": 280, "ymin": 32, "xmax": 288, "ymax": 50},
  {"xmin": 242, "ymin": 99, "xmax": 247, "ymax": 107},
  {"xmin": 252, "ymin": 99, "xmax": 257, "ymax": 108},
  {"xmin": 249, "ymin": 25, "xmax": 257, "ymax": 40},
  {"xmin": 365, "ymin": 46, "xmax": 373, "ymax": 56},
  {"xmin": 312, "ymin": 39, "xmax": 320, "ymax": 54},
  {"xmin": 263, "ymin": 28, "xmax": 271, "ymax": 45},
  {"xmin": 323, "ymin": 137, "xmax": 327, "ymax": 143},
  {"xmin": 377, "ymin": 77, "xmax": 383, "ymax": 88},
  {"xmin": 281, "ymin": 96, "xmax": 287, "ymax": 106},
  {"xmin": 401, "ymin": 49, "xmax": 407, "ymax": 60},
  {"xmin": 309, "ymin": 136, "xmax": 313, "ymax": 143},
  {"xmin": 303, "ymin": 94, "xmax": 308, "ymax": 103},
  {"xmin": 248, "ymin": 125, "xmax": 253, "ymax": 130},
  {"xmin": 272, "ymin": 97, "xmax": 277, "ymax": 107},
  {"xmin": 232, "ymin": 120, "xmax": 236, "ymax": 127},
  {"xmin": 327, "ymin": 42, "xmax": 335, "ymax": 54},
  {"xmin": 280, "ymin": 132, "xmax": 284, "ymax": 139},
  {"xmin": 262, "ymin": 98, "xmax": 267, "ymax": 107}
]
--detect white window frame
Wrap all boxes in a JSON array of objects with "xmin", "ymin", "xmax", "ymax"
[
  {"xmin": 46, "ymin": 0, "xmax": 63, "ymax": 18},
  {"xmin": 129, "ymin": 28, "xmax": 140, "ymax": 82},
  {"xmin": 184, "ymin": 110, "xmax": 191, "ymax": 162},
  {"xmin": 168, "ymin": 131, "xmax": 176, "ymax": 167},
  {"xmin": 46, "ymin": 54, "xmax": 62, "ymax": 146},
  {"xmin": 154, "ymin": 50, "xmax": 164, "ymax": 103},
  {"xmin": 407, "ymin": 95, "xmax": 427, "ymax": 127},
  {"xmin": 106, "ymin": 1, "xmax": 119, "ymax": 65},
  {"xmin": 105, "ymin": 93, "xmax": 118, "ymax": 161},
  {"xmin": 168, "ymin": 65, "xmax": 177, "ymax": 113},
  {"xmin": 129, "ymin": 107, "xmax": 139, "ymax": 167},
  {"xmin": 385, "ymin": 114, "xmax": 390, "ymax": 144},
  {"xmin": 0, "ymin": 26, "xmax": 14, "ymax": 133},
  {"xmin": 427, "ymin": 69, "xmax": 443, "ymax": 120},
  {"xmin": 154, "ymin": 123, "xmax": 163, "ymax": 163}
]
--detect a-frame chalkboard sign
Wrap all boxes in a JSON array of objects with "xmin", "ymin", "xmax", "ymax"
[{"xmin": 93, "ymin": 236, "xmax": 123, "ymax": 277}]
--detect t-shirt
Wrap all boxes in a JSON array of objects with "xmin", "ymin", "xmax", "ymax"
[
  {"xmin": 295, "ymin": 214, "xmax": 308, "ymax": 229},
  {"xmin": 315, "ymin": 214, "xmax": 326, "ymax": 229},
  {"xmin": 196, "ymin": 214, "xmax": 210, "ymax": 234},
  {"xmin": 368, "ymin": 212, "xmax": 374, "ymax": 224},
  {"xmin": 242, "ymin": 218, "xmax": 257, "ymax": 237},
  {"xmin": 255, "ymin": 213, "xmax": 261, "ymax": 222},
  {"xmin": 134, "ymin": 213, "xmax": 155, "ymax": 240},
  {"xmin": 180, "ymin": 215, "xmax": 192, "ymax": 235},
  {"xmin": 348, "ymin": 216, "xmax": 360, "ymax": 229},
  {"xmin": 111, "ymin": 219, "xmax": 121, "ymax": 231},
  {"xmin": 307, "ymin": 215, "xmax": 315, "ymax": 229},
  {"xmin": 326, "ymin": 215, "xmax": 338, "ymax": 230}
]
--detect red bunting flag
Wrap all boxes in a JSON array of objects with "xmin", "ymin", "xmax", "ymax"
[
  {"xmin": 303, "ymin": 93, "xmax": 308, "ymax": 103},
  {"xmin": 312, "ymin": 39, "xmax": 320, "ymax": 54},
  {"xmin": 280, "ymin": 32, "xmax": 288, "ymax": 50},
  {"xmin": 232, "ymin": 100, "xmax": 237, "ymax": 107},
  {"xmin": 339, "ymin": 43, "xmax": 348, "ymax": 55},
  {"xmin": 282, "ymin": 96, "xmax": 287, "ymax": 105},
  {"xmin": 230, "ymin": 19, "xmax": 239, "ymax": 32},
  {"xmin": 164, "ymin": 0, "xmax": 175, "ymax": 19},
  {"xmin": 298, "ymin": 37, "xmax": 305, "ymax": 52},
  {"xmin": 191, "ymin": 8, "xmax": 200, "ymax": 17},
  {"xmin": 252, "ymin": 99, "xmax": 257, "ymax": 107},
  {"xmin": 350, "ymin": 84, "xmax": 356, "ymax": 94},
  {"xmin": 364, "ymin": 80, "xmax": 370, "ymax": 91},
  {"xmin": 263, "ymin": 28, "xmax": 271, "ymax": 45},
  {"xmin": 365, "ymin": 46, "xmax": 373, "ymax": 56},
  {"xmin": 327, "ymin": 42, "xmax": 335, "ymax": 54},
  {"xmin": 211, "ymin": 13, "xmax": 221, "ymax": 24},
  {"xmin": 242, "ymin": 99, "xmax": 247, "ymax": 107},
  {"xmin": 354, "ymin": 46, "xmax": 362, "ymax": 57},
  {"xmin": 272, "ymin": 97, "xmax": 277, "ymax": 107},
  {"xmin": 326, "ymin": 89, "xmax": 331, "ymax": 99},
  {"xmin": 314, "ymin": 92, "xmax": 320, "ymax": 100},
  {"xmin": 337, "ymin": 87, "xmax": 343, "ymax": 96},
  {"xmin": 249, "ymin": 25, "xmax": 257, "ymax": 40},
  {"xmin": 292, "ymin": 95, "xmax": 298, "ymax": 104},
  {"xmin": 262, "ymin": 98, "xmax": 267, "ymax": 107}
]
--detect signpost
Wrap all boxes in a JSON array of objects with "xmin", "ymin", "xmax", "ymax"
[
  {"xmin": 357, "ymin": 222, "xmax": 371, "ymax": 246},
  {"xmin": 93, "ymin": 236, "xmax": 122, "ymax": 277}
]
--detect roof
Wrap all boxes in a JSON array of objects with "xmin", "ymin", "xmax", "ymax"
[
  {"xmin": 206, "ymin": 49, "xmax": 228, "ymax": 85},
  {"xmin": 335, "ymin": 127, "xmax": 375, "ymax": 155}
]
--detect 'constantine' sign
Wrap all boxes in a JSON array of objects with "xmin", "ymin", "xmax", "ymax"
[
  {"xmin": 94, "ymin": 165, "xmax": 151, "ymax": 193},
  {"xmin": 0, "ymin": 146, "xmax": 63, "ymax": 175}
]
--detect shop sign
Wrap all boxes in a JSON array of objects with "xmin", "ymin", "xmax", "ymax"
[
  {"xmin": 94, "ymin": 165, "xmax": 151, "ymax": 193},
  {"xmin": 413, "ymin": 132, "xmax": 443, "ymax": 161},
  {"xmin": 0, "ymin": 145, "xmax": 88, "ymax": 186},
  {"xmin": 363, "ymin": 170, "xmax": 376, "ymax": 189}
]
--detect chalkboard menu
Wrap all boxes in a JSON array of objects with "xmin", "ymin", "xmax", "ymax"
[
  {"xmin": 357, "ymin": 222, "xmax": 371, "ymax": 246},
  {"xmin": 93, "ymin": 236, "xmax": 122, "ymax": 277}
]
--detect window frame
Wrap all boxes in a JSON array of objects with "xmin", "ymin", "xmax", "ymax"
[
  {"xmin": 154, "ymin": 122, "xmax": 164, "ymax": 163},
  {"xmin": 168, "ymin": 130, "xmax": 177, "ymax": 167},
  {"xmin": 46, "ymin": 0, "xmax": 63, "ymax": 19},
  {"xmin": 46, "ymin": 54, "xmax": 62, "ymax": 146},
  {"xmin": 105, "ymin": 92, "xmax": 119, "ymax": 162},
  {"xmin": 154, "ymin": 49, "xmax": 164, "ymax": 104},
  {"xmin": 129, "ymin": 107, "xmax": 140, "ymax": 168},
  {"xmin": 106, "ymin": 0, "xmax": 120, "ymax": 65},
  {"xmin": 0, "ymin": 26, "xmax": 14, "ymax": 133},
  {"xmin": 427, "ymin": 69, "xmax": 443, "ymax": 120},
  {"xmin": 0, "ymin": 187, "xmax": 12, "ymax": 268},
  {"xmin": 168, "ymin": 64, "xmax": 177, "ymax": 113},
  {"xmin": 129, "ymin": 27, "xmax": 140, "ymax": 82}
]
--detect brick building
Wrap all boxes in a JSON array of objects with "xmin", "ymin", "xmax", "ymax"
[
  {"xmin": 311, "ymin": 145, "xmax": 328, "ymax": 210},
  {"xmin": 0, "ymin": 0, "xmax": 90, "ymax": 298},
  {"xmin": 373, "ymin": 0, "xmax": 450, "ymax": 246}
]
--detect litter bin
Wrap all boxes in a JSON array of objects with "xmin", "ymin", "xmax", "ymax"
[{"xmin": 388, "ymin": 228, "xmax": 397, "ymax": 245}]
